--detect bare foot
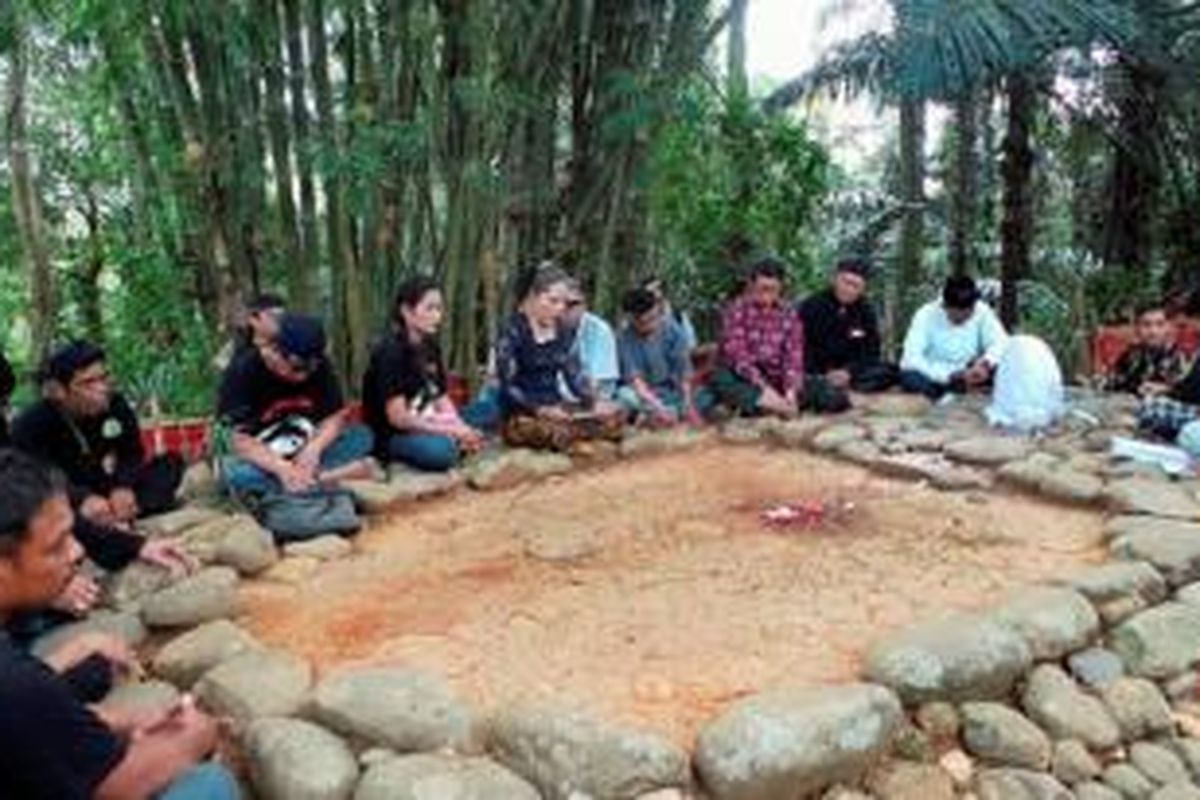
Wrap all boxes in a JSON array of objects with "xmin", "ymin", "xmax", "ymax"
[{"xmin": 320, "ymin": 458, "xmax": 384, "ymax": 486}]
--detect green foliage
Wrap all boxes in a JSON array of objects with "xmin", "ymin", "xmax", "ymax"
[{"xmin": 648, "ymin": 87, "xmax": 830, "ymax": 326}]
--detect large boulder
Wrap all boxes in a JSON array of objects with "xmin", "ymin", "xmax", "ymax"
[
  {"xmin": 1102, "ymin": 763, "xmax": 1155, "ymax": 798},
  {"xmin": 353, "ymin": 754, "xmax": 540, "ymax": 800},
  {"xmin": 102, "ymin": 680, "xmax": 181, "ymax": 719},
  {"xmin": 308, "ymin": 667, "xmax": 475, "ymax": 753},
  {"xmin": 1130, "ymin": 742, "xmax": 1191, "ymax": 786},
  {"xmin": 1037, "ymin": 470, "xmax": 1107, "ymax": 505},
  {"xmin": 152, "ymin": 619, "xmax": 263, "ymax": 688},
  {"xmin": 284, "ymin": 535, "xmax": 354, "ymax": 562},
  {"xmin": 489, "ymin": 703, "xmax": 689, "ymax": 800},
  {"xmin": 990, "ymin": 586, "xmax": 1100, "ymax": 661},
  {"xmin": 195, "ymin": 649, "xmax": 312, "ymax": 722},
  {"xmin": 619, "ymin": 427, "xmax": 712, "ymax": 457},
  {"xmin": 1052, "ymin": 740, "xmax": 1101, "ymax": 786},
  {"xmin": 1109, "ymin": 602, "xmax": 1200, "ymax": 679},
  {"xmin": 864, "ymin": 615, "xmax": 1033, "ymax": 704},
  {"xmin": 974, "ymin": 768, "xmax": 1073, "ymax": 800},
  {"xmin": 244, "ymin": 716, "xmax": 359, "ymax": 800},
  {"xmin": 1107, "ymin": 478, "xmax": 1200, "ymax": 520},
  {"xmin": 466, "ymin": 450, "xmax": 572, "ymax": 491},
  {"xmin": 693, "ymin": 684, "xmax": 902, "ymax": 800},
  {"xmin": 960, "ymin": 702, "xmax": 1052, "ymax": 770},
  {"xmin": 1020, "ymin": 665, "xmax": 1120, "ymax": 751},
  {"xmin": 347, "ymin": 470, "xmax": 463, "ymax": 512},
  {"xmin": 139, "ymin": 506, "xmax": 228, "ymax": 538},
  {"xmin": 1100, "ymin": 678, "xmax": 1174, "ymax": 741},
  {"xmin": 103, "ymin": 562, "xmax": 175, "ymax": 610},
  {"xmin": 213, "ymin": 516, "xmax": 279, "ymax": 576},
  {"xmin": 1058, "ymin": 562, "xmax": 1169, "ymax": 625},
  {"xmin": 1109, "ymin": 517, "xmax": 1200, "ymax": 587},
  {"xmin": 139, "ymin": 566, "xmax": 239, "ymax": 628}
]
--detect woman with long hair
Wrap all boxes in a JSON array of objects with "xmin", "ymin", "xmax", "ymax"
[
  {"xmin": 495, "ymin": 261, "xmax": 624, "ymax": 450},
  {"xmin": 362, "ymin": 276, "xmax": 483, "ymax": 471}
]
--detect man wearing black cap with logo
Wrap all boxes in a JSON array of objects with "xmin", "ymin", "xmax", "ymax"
[
  {"xmin": 799, "ymin": 257, "xmax": 897, "ymax": 397},
  {"xmin": 12, "ymin": 342, "xmax": 184, "ymax": 528},
  {"xmin": 217, "ymin": 312, "xmax": 374, "ymax": 496},
  {"xmin": 899, "ymin": 275, "xmax": 1010, "ymax": 399}
]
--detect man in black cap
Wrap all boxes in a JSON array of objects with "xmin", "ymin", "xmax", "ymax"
[
  {"xmin": 798, "ymin": 257, "xmax": 897, "ymax": 396},
  {"xmin": 217, "ymin": 312, "xmax": 374, "ymax": 496},
  {"xmin": 12, "ymin": 341, "xmax": 184, "ymax": 527}
]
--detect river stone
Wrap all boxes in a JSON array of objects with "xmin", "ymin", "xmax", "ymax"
[
  {"xmin": 960, "ymin": 702, "xmax": 1051, "ymax": 770},
  {"xmin": 693, "ymin": 683, "xmax": 902, "ymax": 800},
  {"xmin": 915, "ymin": 702, "xmax": 961, "ymax": 743},
  {"xmin": 103, "ymin": 680, "xmax": 181, "ymax": 718},
  {"xmin": 152, "ymin": 619, "xmax": 263, "ymax": 688},
  {"xmin": 1169, "ymin": 738, "xmax": 1200, "ymax": 778},
  {"xmin": 721, "ymin": 418, "xmax": 778, "ymax": 444},
  {"xmin": 284, "ymin": 535, "xmax": 354, "ymax": 561},
  {"xmin": 812, "ymin": 424, "xmax": 866, "ymax": 453},
  {"xmin": 140, "ymin": 506, "xmax": 227, "ymax": 538},
  {"xmin": 974, "ymin": 768, "xmax": 1073, "ymax": 800},
  {"xmin": 103, "ymin": 562, "xmax": 175, "ymax": 610},
  {"xmin": 1103, "ymin": 763, "xmax": 1156, "ymax": 799},
  {"xmin": 140, "ymin": 566, "xmax": 239, "ymax": 628},
  {"xmin": 861, "ymin": 393, "xmax": 933, "ymax": 418},
  {"xmin": 1038, "ymin": 470, "xmax": 1107, "ymax": 505},
  {"xmin": 466, "ymin": 449, "xmax": 572, "ymax": 491},
  {"xmin": 944, "ymin": 436, "xmax": 1033, "ymax": 466},
  {"xmin": 619, "ymin": 427, "xmax": 711, "ymax": 457},
  {"xmin": 309, "ymin": 667, "xmax": 475, "ymax": 753},
  {"xmin": 195, "ymin": 649, "xmax": 312, "ymax": 722},
  {"xmin": 1152, "ymin": 785, "xmax": 1200, "ymax": 800},
  {"xmin": 864, "ymin": 614, "xmax": 1033, "ymax": 704},
  {"xmin": 1107, "ymin": 478, "xmax": 1200, "ymax": 520},
  {"xmin": 1078, "ymin": 782, "xmax": 1126, "ymax": 800},
  {"xmin": 1053, "ymin": 740, "xmax": 1101, "ymax": 785},
  {"xmin": 768, "ymin": 418, "xmax": 830, "ymax": 449},
  {"xmin": 1110, "ymin": 602, "xmax": 1200, "ymax": 678},
  {"xmin": 353, "ymin": 754, "xmax": 540, "ymax": 800},
  {"xmin": 991, "ymin": 586, "xmax": 1100, "ymax": 661},
  {"xmin": 1110, "ymin": 518, "xmax": 1200, "ymax": 586},
  {"xmin": 997, "ymin": 455, "xmax": 1059, "ymax": 490},
  {"xmin": 245, "ymin": 716, "xmax": 359, "ymax": 800},
  {"xmin": 1021, "ymin": 665, "xmax": 1121, "ymax": 750},
  {"xmin": 263, "ymin": 555, "xmax": 321, "ymax": 584},
  {"xmin": 385, "ymin": 466, "xmax": 464, "ymax": 500},
  {"xmin": 213, "ymin": 516, "xmax": 279, "ymax": 575},
  {"xmin": 867, "ymin": 761, "xmax": 954, "ymax": 800},
  {"xmin": 1101, "ymin": 678, "xmax": 1174, "ymax": 741},
  {"xmin": 490, "ymin": 703, "xmax": 688, "ymax": 800},
  {"xmin": 30, "ymin": 609, "xmax": 147, "ymax": 659},
  {"xmin": 1130, "ymin": 743, "xmax": 1190, "ymax": 786},
  {"xmin": 1059, "ymin": 562, "xmax": 1169, "ymax": 625},
  {"xmin": 1069, "ymin": 648, "xmax": 1127, "ymax": 689}
]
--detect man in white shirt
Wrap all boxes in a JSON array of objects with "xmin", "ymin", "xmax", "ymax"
[{"xmin": 899, "ymin": 275, "xmax": 1009, "ymax": 399}]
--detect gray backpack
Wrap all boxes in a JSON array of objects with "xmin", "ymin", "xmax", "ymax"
[{"xmin": 252, "ymin": 489, "xmax": 362, "ymax": 543}]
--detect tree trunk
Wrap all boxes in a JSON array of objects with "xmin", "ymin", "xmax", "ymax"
[
  {"xmin": 285, "ymin": 0, "xmax": 319, "ymax": 311},
  {"xmin": 80, "ymin": 190, "xmax": 107, "ymax": 343},
  {"xmin": 5, "ymin": 8, "xmax": 57, "ymax": 356},
  {"xmin": 949, "ymin": 89, "xmax": 978, "ymax": 278},
  {"xmin": 1000, "ymin": 73, "xmax": 1036, "ymax": 330},
  {"xmin": 726, "ymin": 0, "xmax": 748, "ymax": 100},
  {"xmin": 897, "ymin": 96, "xmax": 926, "ymax": 327}
]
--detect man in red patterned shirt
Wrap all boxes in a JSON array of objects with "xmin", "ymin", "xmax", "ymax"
[{"xmin": 712, "ymin": 256, "xmax": 850, "ymax": 417}]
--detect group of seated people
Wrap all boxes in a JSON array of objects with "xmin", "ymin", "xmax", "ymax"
[{"xmin": 4, "ymin": 250, "xmax": 1200, "ymax": 797}]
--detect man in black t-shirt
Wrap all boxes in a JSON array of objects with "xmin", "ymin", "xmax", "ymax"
[
  {"xmin": 217, "ymin": 313, "xmax": 374, "ymax": 495},
  {"xmin": 0, "ymin": 449, "xmax": 238, "ymax": 800},
  {"xmin": 798, "ymin": 258, "xmax": 898, "ymax": 396},
  {"xmin": 12, "ymin": 341, "xmax": 183, "ymax": 528}
]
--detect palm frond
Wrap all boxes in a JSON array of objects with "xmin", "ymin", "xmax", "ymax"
[{"xmin": 763, "ymin": 32, "xmax": 893, "ymax": 112}]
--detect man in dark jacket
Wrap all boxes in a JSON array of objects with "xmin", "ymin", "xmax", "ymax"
[
  {"xmin": 799, "ymin": 257, "xmax": 897, "ymax": 395},
  {"xmin": 12, "ymin": 341, "xmax": 183, "ymax": 528}
]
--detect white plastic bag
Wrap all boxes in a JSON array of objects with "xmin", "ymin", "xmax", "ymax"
[{"xmin": 986, "ymin": 335, "xmax": 1064, "ymax": 432}]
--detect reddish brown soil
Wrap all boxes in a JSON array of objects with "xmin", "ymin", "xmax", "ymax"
[{"xmin": 239, "ymin": 446, "xmax": 1106, "ymax": 745}]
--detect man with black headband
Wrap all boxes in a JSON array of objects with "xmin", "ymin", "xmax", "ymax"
[
  {"xmin": 799, "ymin": 257, "xmax": 897, "ymax": 396},
  {"xmin": 12, "ymin": 341, "xmax": 183, "ymax": 527},
  {"xmin": 217, "ymin": 312, "xmax": 374, "ymax": 496},
  {"xmin": 899, "ymin": 275, "xmax": 1010, "ymax": 399}
]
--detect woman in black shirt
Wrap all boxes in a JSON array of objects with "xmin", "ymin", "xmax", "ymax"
[{"xmin": 363, "ymin": 277, "xmax": 483, "ymax": 471}]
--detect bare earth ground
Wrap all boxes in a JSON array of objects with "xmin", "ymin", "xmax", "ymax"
[{"xmin": 240, "ymin": 445, "xmax": 1106, "ymax": 745}]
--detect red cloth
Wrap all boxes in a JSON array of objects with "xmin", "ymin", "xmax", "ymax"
[
  {"xmin": 719, "ymin": 296, "xmax": 805, "ymax": 394},
  {"xmin": 1093, "ymin": 320, "xmax": 1200, "ymax": 375}
]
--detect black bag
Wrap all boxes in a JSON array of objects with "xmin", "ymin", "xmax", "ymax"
[{"xmin": 251, "ymin": 489, "xmax": 362, "ymax": 543}]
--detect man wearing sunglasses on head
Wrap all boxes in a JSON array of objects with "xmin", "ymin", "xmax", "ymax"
[{"xmin": 217, "ymin": 312, "xmax": 374, "ymax": 497}]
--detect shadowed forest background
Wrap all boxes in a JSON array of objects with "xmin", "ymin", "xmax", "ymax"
[{"xmin": 1, "ymin": 0, "xmax": 1199, "ymax": 414}]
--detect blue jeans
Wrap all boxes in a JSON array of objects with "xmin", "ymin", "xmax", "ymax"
[
  {"xmin": 463, "ymin": 386, "xmax": 503, "ymax": 433},
  {"xmin": 158, "ymin": 763, "xmax": 240, "ymax": 800},
  {"xmin": 222, "ymin": 423, "xmax": 375, "ymax": 495},
  {"xmin": 386, "ymin": 433, "xmax": 460, "ymax": 472}
]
